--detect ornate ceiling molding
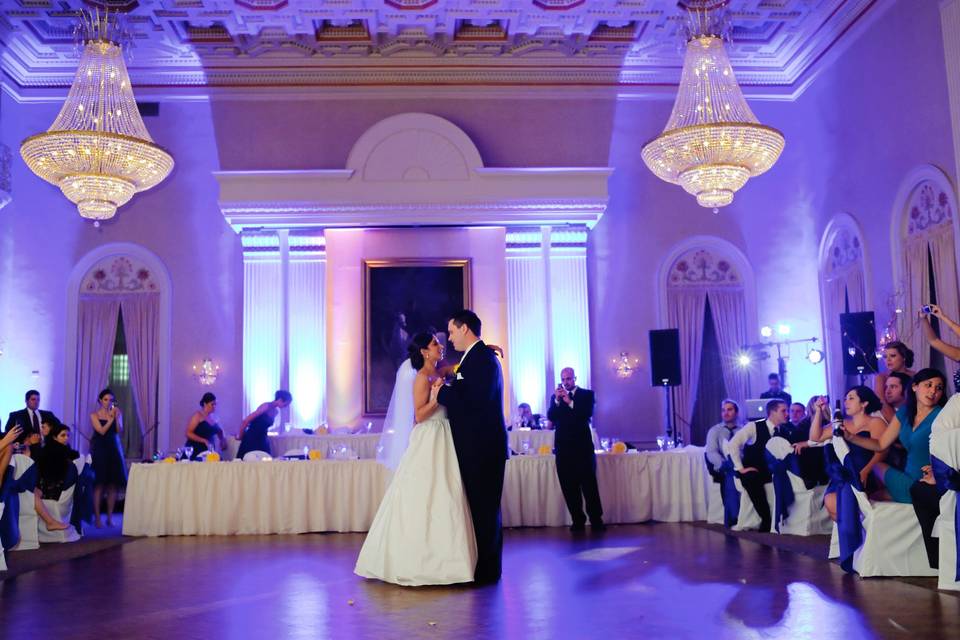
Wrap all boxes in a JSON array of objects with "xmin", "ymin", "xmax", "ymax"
[
  {"xmin": 215, "ymin": 113, "xmax": 611, "ymax": 231},
  {"xmin": 0, "ymin": 0, "xmax": 881, "ymax": 96}
]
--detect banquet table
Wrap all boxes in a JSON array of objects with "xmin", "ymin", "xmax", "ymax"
[
  {"xmin": 224, "ymin": 433, "xmax": 382, "ymax": 460},
  {"xmin": 123, "ymin": 446, "xmax": 713, "ymax": 536},
  {"xmin": 122, "ymin": 459, "xmax": 389, "ymax": 536}
]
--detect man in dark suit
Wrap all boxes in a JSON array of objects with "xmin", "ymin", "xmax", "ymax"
[
  {"xmin": 4, "ymin": 389, "xmax": 57, "ymax": 453},
  {"xmin": 547, "ymin": 367, "xmax": 604, "ymax": 533},
  {"xmin": 436, "ymin": 309, "xmax": 509, "ymax": 584}
]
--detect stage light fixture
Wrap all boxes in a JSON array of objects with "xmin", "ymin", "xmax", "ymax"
[{"xmin": 760, "ymin": 326, "xmax": 773, "ymax": 338}]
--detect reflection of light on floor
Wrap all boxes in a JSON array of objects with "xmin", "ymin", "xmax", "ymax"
[
  {"xmin": 725, "ymin": 582, "xmax": 872, "ymax": 640},
  {"xmin": 282, "ymin": 573, "xmax": 329, "ymax": 640},
  {"xmin": 573, "ymin": 546, "xmax": 642, "ymax": 562}
]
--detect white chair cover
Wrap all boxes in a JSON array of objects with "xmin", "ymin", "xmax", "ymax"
[
  {"xmin": 706, "ymin": 478, "xmax": 724, "ymax": 525},
  {"xmin": 931, "ymin": 428, "xmax": 960, "ymax": 590},
  {"xmin": 721, "ymin": 438, "xmax": 773, "ymax": 532},
  {"xmin": 827, "ymin": 436, "xmax": 936, "ymax": 577},
  {"xmin": 765, "ymin": 437, "xmax": 831, "ymax": 536},
  {"xmin": 242, "ymin": 450, "xmax": 272, "ymax": 462},
  {"xmin": 38, "ymin": 456, "xmax": 87, "ymax": 544},
  {"xmin": 11, "ymin": 454, "xmax": 38, "ymax": 551}
]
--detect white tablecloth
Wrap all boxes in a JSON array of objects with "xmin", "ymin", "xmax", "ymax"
[
  {"xmin": 502, "ymin": 452, "xmax": 652, "ymax": 527},
  {"xmin": 123, "ymin": 446, "xmax": 712, "ymax": 536},
  {"xmin": 122, "ymin": 459, "xmax": 389, "ymax": 536},
  {"xmin": 507, "ymin": 428, "xmax": 600, "ymax": 453},
  {"xmin": 224, "ymin": 433, "xmax": 382, "ymax": 460},
  {"xmin": 639, "ymin": 446, "xmax": 710, "ymax": 522}
]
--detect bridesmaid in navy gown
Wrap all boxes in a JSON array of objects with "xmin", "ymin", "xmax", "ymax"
[
  {"xmin": 185, "ymin": 392, "xmax": 225, "ymax": 459},
  {"xmin": 89, "ymin": 388, "xmax": 127, "ymax": 528},
  {"xmin": 236, "ymin": 390, "xmax": 293, "ymax": 460}
]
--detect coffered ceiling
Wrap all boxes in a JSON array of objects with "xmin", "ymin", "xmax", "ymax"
[{"xmin": 0, "ymin": 0, "xmax": 879, "ymax": 93}]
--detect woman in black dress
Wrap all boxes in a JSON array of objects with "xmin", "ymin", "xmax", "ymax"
[
  {"xmin": 236, "ymin": 390, "xmax": 292, "ymax": 460},
  {"xmin": 33, "ymin": 422, "xmax": 78, "ymax": 531},
  {"xmin": 185, "ymin": 392, "xmax": 225, "ymax": 459},
  {"xmin": 89, "ymin": 388, "xmax": 127, "ymax": 528}
]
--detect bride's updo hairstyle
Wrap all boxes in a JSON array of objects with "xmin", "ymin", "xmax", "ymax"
[{"xmin": 408, "ymin": 332, "xmax": 435, "ymax": 371}]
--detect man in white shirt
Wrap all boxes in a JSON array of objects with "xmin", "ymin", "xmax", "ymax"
[{"xmin": 727, "ymin": 399, "xmax": 789, "ymax": 532}]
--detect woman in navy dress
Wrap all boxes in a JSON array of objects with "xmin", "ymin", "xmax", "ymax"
[
  {"xmin": 236, "ymin": 390, "xmax": 292, "ymax": 460},
  {"xmin": 795, "ymin": 388, "xmax": 886, "ymax": 521},
  {"xmin": 89, "ymin": 388, "xmax": 127, "ymax": 528},
  {"xmin": 185, "ymin": 392, "xmax": 225, "ymax": 459}
]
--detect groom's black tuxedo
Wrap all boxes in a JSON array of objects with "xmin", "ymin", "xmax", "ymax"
[{"xmin": 437, "ymin": 340, "xmax": 508, "ymax": 583}]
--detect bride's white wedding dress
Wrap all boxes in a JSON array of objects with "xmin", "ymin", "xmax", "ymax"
[{"xmin": 355, "ymin": 404, "xmax": 477, "ymax": 586}]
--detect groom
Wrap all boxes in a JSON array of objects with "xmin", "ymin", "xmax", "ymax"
[{"xmin": 436, "ymin": 309, "xmax": 509, "ymax": 584}]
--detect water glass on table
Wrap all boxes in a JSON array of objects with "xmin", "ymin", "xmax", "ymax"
[
  {"xmin": 656, "ymin": 435, "xmax": 666, "ymax": 451},
  {"xmin": 600, "ymin": 437, "xmax": 610, "ymax": 452}
]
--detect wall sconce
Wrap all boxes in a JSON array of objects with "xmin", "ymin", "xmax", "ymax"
[
  {"xmin": 611, "ymin": 352, "xmax": 639, "ymax": 379},
  {"xmin": 193, "ymin": 358, "xmax": 220, "ymax": 386}
]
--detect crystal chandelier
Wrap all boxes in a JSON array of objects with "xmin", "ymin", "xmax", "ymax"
[
  {"xmin": 641, "ymin": 1, "xmax": 784, "ymax": 209},
  {"xmin": 20, "ymin": 12, "xmax": 174, "ymax": 222}
]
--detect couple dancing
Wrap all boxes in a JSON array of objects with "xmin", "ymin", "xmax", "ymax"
[{"xmin": 355, "ymin": 309, "xmax": 508, "ymax": 586}]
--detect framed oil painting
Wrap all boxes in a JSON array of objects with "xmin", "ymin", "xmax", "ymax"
[{"xmin": 363, "ymin": 259, "xmax": 472, "ymax": 415}]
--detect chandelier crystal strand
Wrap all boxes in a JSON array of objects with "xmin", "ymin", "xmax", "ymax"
[
  {"xmin": 641, "ymin": 4, "xmax": 784, "ymax": 209},
  {"xmin": 20, "ymin": 13, "xmax": 173, "ymax": 222}
]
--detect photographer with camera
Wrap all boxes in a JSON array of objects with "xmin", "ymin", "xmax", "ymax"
[{"xmin": 547, "ymin": 367, "xmax": 604, "ymax": 533}]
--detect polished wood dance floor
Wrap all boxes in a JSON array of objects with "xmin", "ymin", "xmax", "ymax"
[{"xmin": 2, "ymin": 523, "xmax": 958, "ymax": 639}]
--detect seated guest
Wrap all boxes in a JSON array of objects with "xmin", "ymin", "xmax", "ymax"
[
  {"xmin": 760, "ymin": 373, "xmax": 792, "ymax": 406},
  {"xmin": 514, "ymin": 403, "xmax": 542, "ymax": 430},
  {"xmin": 846, "ymin": 368, "xmax": 947, "ymax": 504},
  {"xmin": 874, "ymin": 341, "xmax": 915, "ymax": 419},
  {"xmin": 798, "ymin": 389, "xmax": 886, "ymax": 521},
  {"xmin": 783, "ymin": 395, "xmax": 830, "ymax": 487},
  {"xmin": 237, "ymin": 390, "xmax": 293, "ymax": 460},
  {"xmin": 185, "ymin": 392, "xmax": 225, "ymax": 459},
  {"xmin": 704, "ymin": 399, "xmax": 740, "ymax": 479},
  {"xmin": 728, "ymin": 399, "xmax": 789, "ymax": 532},
  {"xmin": 4, "ymin": 389, "xmax": 58, "ymax": 455},
  {"xmin": 779, "ymin": 402, "xmax": 809, "ymax": 442},
  {"xmin": 32, "ymin": 422, "xmax": 77, "ymax": 532},
  {"xmin": 547, "ymin": 367, "xmax": 603, "ymax": 532}
]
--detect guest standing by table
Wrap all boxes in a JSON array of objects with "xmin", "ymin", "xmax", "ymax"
[
  {"xmin": 237, "ymin": 390, "xmax": 293, "ymax": 460},
  {"xmin": 185, "ymin": 392, "xmax": 225, "ymax": 459},
  {"xmin": 90, "ymin": 388, "xmax": 127, "ymax": 528},
  {"xmin": 547, "ymin": 367, "xmax": 604, "ymax": 532}
]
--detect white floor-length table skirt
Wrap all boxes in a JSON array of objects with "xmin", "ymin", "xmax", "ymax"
[{"xmin": 123, "ymin": 446, "xmax": 711, "ymax": 536}]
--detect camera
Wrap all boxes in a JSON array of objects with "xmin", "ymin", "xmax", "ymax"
[{"xmin": 921, "ymin": 304, "xmax": 933, "ymax": 314}]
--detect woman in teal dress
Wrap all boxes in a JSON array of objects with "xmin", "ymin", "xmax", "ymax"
[{"xmin": 845, "ymin": 368, "xmax": 947, "ymax": 503}]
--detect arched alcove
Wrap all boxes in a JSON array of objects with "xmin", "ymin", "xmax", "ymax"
[
  {"xmin": 65, "ymin": 243, "xmax": 172, "ymax": 457},
  {"xmin": 657, "ymin": 236, "xmax": 757, "ymax": 445}
]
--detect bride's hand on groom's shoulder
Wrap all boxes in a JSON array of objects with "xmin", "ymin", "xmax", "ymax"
[{"xmin": 488, "ymin": 344, "xmax": 504, "ymax": 358}]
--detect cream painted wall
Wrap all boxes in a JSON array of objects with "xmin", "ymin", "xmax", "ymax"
[{"xmin": 324, "ymin": 227, "xmax": 508, "ymax": 428}]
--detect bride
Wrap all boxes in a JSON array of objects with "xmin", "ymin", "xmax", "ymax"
[{"xmin": 355, "ymin": 332, "xmax": 477, "ymax": 586}]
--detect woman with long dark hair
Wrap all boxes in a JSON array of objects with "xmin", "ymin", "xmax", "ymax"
[
  {"xmin": 33, "ymin": 422, "xmax": 79, "ymax": 531},
  {"xmin": 236, "ymin": 390, "xmax": 293, "ymax": 460},
  {"xmin": 845, "ymin": 368, "xmax": 947, "ymax": 503}
]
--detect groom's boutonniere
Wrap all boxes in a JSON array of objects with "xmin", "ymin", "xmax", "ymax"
[{"xmin": 452, "ymin": 363, "xmax": 460, "ymax": 374}]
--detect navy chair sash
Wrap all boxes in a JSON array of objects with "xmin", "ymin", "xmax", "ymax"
[
  {"xmin": 931, "ymin": 455, "xmax": 960, "ymax": 581},
  {"xmin": 719, "ymin": 459, "xmax": 741, "ymax": 528},
  {"xmin": 70, "ymin": 462, "xmax": 95, "ymax": 534},
  {"xmin": 825, "ymin": 444, "xmax": 864, "ymax": 574},
  {"xmin": 765, "ymin": 450, "xmax": 802, "ymax": 533},
  {"xmin": 0, "ymin": 463, "xmax": 37, "ymax": 551}
]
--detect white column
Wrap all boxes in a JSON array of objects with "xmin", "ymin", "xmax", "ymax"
[
  {"xmin": 242, "ymin": 233, "xmax": 283, "ymax": 416},
  {"xmin": 942, "ymin": 0, "xmax": 960, "ymax": 184},
  {"xmin": 506, "ymin": 229, "xmax": 549, "ymax": 416},
  {"xmin": 549, "ymin": 227, "xmax": 592, "ymax": 389},
  {"xmin": 287, "ymin": 233, "xmax": 327, "ymax": 428}
]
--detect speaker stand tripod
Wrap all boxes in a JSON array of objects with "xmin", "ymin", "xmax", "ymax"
[{"xmin": 661, "ymin": 380, "xmax": 679, "ymax": 447}]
